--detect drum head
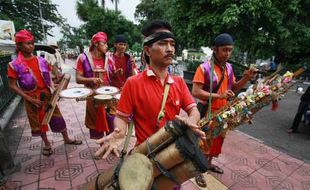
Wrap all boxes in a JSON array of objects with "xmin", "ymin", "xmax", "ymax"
[
  {"xmin": 95, "ymin": 86, "xmax": 119, "ymax": 95},
  {"xmin": 60, "ymin": 87, "xmax": 93, "ymax": 99},
  {"xmin": 114, "ymin": 93, "xmax": 121, "ymax": 100},
  {"xmin": 94, "ymin": 94, "xmax": 113, "ymax": 100},
  {"xmin": 119, "ymin": 153, "xmax": 153, "ymax": 190}
]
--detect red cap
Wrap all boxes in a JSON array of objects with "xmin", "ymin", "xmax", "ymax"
[
  {"xmin": 15, "ymin": 29, "xmax": 34, "ymax": 43},
  {"xmin": 91, "ymin": 32, "xmax": 108, "ymax": 44}
]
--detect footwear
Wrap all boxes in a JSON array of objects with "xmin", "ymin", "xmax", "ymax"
[
  {"xmin": 65, "ymin": 139, "xmax": 82, "ymax": 145},
  {"xmin": 209, "ymin": 165, "xmax": 224, "ymax": 174},
  {"xmin": 195, "ymin": 174, "xmax": 207, "ymax": 188},
  {"xmin": 42, "ymin": 147, "xmax": 53, "ymax": 156}
]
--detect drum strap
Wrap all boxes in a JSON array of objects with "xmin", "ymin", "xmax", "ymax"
[
  {"xmin": 157, "ymin": 83, "xmax": 170, "ymax": 127},
  {"xmin": 146, "ymin": 139, "xmax": 181, "ymax": 185},
  {"xmin": 105, "ymin": 122, "xmax": 135, "ymax": 190}
]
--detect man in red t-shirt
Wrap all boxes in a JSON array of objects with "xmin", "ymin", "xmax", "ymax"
[
  {"xmin": 7, "ymin": 30, "xmax": 82, "ymax": 157},
  {"xmin": 108, "ymin": 35, "xmax": 137, "ymax": 89},
  {"xmin": 192, "ymin": 33, "xmax": 256, "ymax": 187},
  {"xmin": 95, "ymin": 20, "xmax": 205, "ymax": 157}
]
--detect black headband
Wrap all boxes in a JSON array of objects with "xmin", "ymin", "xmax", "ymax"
[{"xmin": 143, "ymin": 32, "xmax": 175, "ymax": 46}]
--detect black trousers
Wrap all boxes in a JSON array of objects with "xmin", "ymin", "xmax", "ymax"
[{"xmin": 290, "ymin": 101, "xmax": 309, "ymax": 132}]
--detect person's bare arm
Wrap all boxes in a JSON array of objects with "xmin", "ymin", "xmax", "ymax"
[
  {"xmin": 175, "ymin": 107, "xmax": 206, "ymax": 139},
  {"xmin": 8, "ymin": 78, "xmax": 42, "ymax": 108},
  {"xmin": 94, "ymin": 115, "xmax": 128, "ymax": 159},
  {"xmin": 75, "ymin": 71, "xmax": 102, "ymax": 86},
  {"xmin": 192, "ymin": 82, "xmax": 235, "ymax": 100},
  {"xmin": 232, "ymin": 69, "xmax": 257, "ymax": 92}
]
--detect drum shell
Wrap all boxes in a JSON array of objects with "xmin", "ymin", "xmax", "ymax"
[
  {"xmin": 93, "ymin": 94, "xmax": 113, "ymax": 105},
  {"xmin": 152, "ymin": 142, "xmax": 185, "ymax": 177},
  {"xmin": 153, "ymin": 160, "xmax": 200, "ymax": 190}
]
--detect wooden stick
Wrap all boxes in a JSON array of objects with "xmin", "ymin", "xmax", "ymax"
[{"xmin": 42, "ymin": 74, "xmax": 71, "ymax": 125}]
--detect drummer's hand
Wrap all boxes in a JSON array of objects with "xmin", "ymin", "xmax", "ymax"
[
  {"xmin": 94, "ymin": 128, "xmax": 125, "ymax": 159},
  {"xmin": 175, "ymin": 115, "xmax": 206, "ymax": 139},
  {"xmin": 92, "ymin": 78, "xmax": 103, "ymax": 85},
  {"xmin": 26, "ymin": 96, "xmax": 43, "ymax": 108},
  {"xmin": 51, "ymin": 83, "xmax": 59, "ymax": 92},
  {"xmin": 116, "ymin": 68, "xmax": 123, "ymax": 75}
]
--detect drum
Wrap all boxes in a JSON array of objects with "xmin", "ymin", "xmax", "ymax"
[
  {"xmin": 95, "ymin": 86, "xmax": 119, "ymax": 95},
  {"xmin": 93, "ymin": 94, "xmax": 113, "ymax": 105},
  {"xmin": 119, "ymin": 153, "xmax": 154, "ymax": 190},
  {"xmin": 60, "ymin": 87, "xmax": 93, "ymax": 99}
]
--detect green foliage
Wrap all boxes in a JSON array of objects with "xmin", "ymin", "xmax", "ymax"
[
  {"xmin": 0, "ymin": 0, "xmax": 63, "ymax": 41},
  {"xmin": 135, "ymin": 0, "xmax": 310, "ymax": 65},
  {"xmin": 75, "ymin": 0, "xmax": 141, "ymax": 49}
]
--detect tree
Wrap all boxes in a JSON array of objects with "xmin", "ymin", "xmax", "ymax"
[
  {"xmin": 0, "ymin": 0, "xmax": 64, "ymax": 41},
  {"xmin": 135, "ymin": 0, "xmax": 310, "ymax": 65},
  {"xmin": 59, "ymin": 24, "xmax": 87, "ymax": 52},
  {"xmin": 76, "ymin": 0, "xmax": 141, "ymax": 49}
]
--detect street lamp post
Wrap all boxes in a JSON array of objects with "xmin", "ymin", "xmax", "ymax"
[{"xmin": 38, "ymin": 0, "xmax": 47, "ymax": 43}]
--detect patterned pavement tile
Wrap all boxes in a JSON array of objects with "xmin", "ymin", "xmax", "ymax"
[
  {"xmin": 68, "ymin": 155, "xmax": 95, "ymax": 169},
  {"xmin": 39, "ymin": 175, "xmax": 70, "ymax": 189},
  {"xmin": 225, "ymin": 156, "xmax": 255, "ymax": 177},
  {"xmin": 19, "ymin": 182, "xmax": 39, "ymax": 190},
  {"xmin": 290, "ymin": 162, "xmax": 310, "ymax": 182},
  {"xmin": 3, "ymin": 180, "xmax": 23, "ymax": 190},
  {"xmin": 256, "ymin": 158, "xmax": 287, "ymax": 180},
  {"xmin": 211, "ymin": 166, "xmax": 236, "ymax": 188},
  {"xmin": 272, "ymin": 157, "xmax": 304, "ymax": 177},
  {"xmin": 71, "ymin": 165, "xmax": 98, "ymax": 189},
  {"xmin": 6, "ymin": 155, "xmax": 40, "ymax": 187},
  {"xmin": 229, "ymin": 170, "xmax": 276, "ymax": 190},
  {"xmin": 39, "ymin": 159, "xmax": 68, "ymax": 181},
  {"xmin": 273, "ymin": 175, "xmax": 307, "ymax": 190}
]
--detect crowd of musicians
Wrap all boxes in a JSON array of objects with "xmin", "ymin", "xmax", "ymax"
[{"xmin": 7, "ymin": 20, "xmax": 258, "ymax": 189}]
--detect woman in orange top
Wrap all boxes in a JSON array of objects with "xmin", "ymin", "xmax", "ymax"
[{"xmin": 192, "ymin": 33, "xmax": 256, "ymax": 187}]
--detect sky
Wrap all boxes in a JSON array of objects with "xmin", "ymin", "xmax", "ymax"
[{"xmin": 47, "ymin": 0, "xmax": 140, "ymax": 43}]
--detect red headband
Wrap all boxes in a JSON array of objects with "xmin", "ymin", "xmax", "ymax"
[
  {"xmin": 91, "ymin": 32, "xmax": 108, "ymax": 44},
  {"xmin": 15, "ymin": 29, "xmax": 34, "ymax": 43}
]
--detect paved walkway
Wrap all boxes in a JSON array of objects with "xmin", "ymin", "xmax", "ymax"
[{"xmin": 1, "ymin": 60, "xmax": 310, "ymax": 190}]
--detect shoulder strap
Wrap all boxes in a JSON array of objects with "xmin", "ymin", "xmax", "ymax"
[{"xmin": 157, "ymin": 83, "xmax": 171, "ymax": 126}]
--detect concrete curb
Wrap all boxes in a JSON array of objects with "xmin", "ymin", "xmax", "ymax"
[{"xmin": 0, "ymin": 96, "xmax": 22, "ymax": 130}]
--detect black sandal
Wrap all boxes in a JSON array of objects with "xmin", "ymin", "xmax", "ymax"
[
  {"xmin": 195, "ymin": 174, "xmax": 207, "ymax": 187},
  {"xmin": 42, "ymin": 147, "xmax": 53, "ymax": 156},
  {"xmin": 210, "ymin": 165, "xmax": 224, "ymax": 174},
  {"xmin": 65, "ymin": 139, "xmax": 82, "ymax": 145}
]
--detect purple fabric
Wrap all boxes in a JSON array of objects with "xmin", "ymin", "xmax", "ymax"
[
  {"xmin": 12, "ymin": 57, "xmax": 51, "ymax": 91},
  {"xmin": 12, "ymin": 59, "xmax": 37, "ymax": 91},
  {"xmin": 202, "ymin": 61, "xmax": 234, "ymax": 92},
  {"xmin": 49, "ymin": 116, "xmax": 67, "ymax": 133},
  {"xmin": 82, "ymin": 53, "xmax": 94, "ymax": 78},
  {"xmin": 89, "ymin": 129, "xmax": 104, "ymax": 139},
  {"xmin": 38, "ymin": 57, "xmax": 51, "ymax": 87},
  {"xmin": 124, "ymin": 53, "xmax": 132, "ymax": 78},
  {"xmin": 172, "ymin": 185, "xmax": 181, "ymax": 190},
  {"xmin": 106, "ymin": 114, "xmax": 115, "ymax": 135}
]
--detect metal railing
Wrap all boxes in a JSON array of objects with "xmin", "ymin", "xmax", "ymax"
[{"xmin": 0, "ymin": 55, "xmax": 16, "ymax": 113}]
